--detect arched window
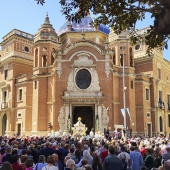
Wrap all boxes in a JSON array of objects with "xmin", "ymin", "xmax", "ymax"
[
  {"xmin": 129, "ymin": 47, "xmax": 133, "ymax": 67},
  {"xmin": 51, "ymin": 54, "xmax": 55, "ymax": 65},
  {"xmin": 112, "ymin": 47, "xmax": 116, "ymax": 65},
  {"xmin": 2, "ymin": 114, "xmax": 7, "ymax": 135},
  {"xmin": 42, "ymin": 55, "xmax": 47, "ymax": 67},
  {"xmin": 120, "ymin": 54, "xmax": 123, "ymax": 66},
  {"xmin": 35, "ymin": 48, "xmax": 38, "ymax": 67},
  {"xmin": 159, "ymin": 116, "xmax": 163, "ymax": 132}
]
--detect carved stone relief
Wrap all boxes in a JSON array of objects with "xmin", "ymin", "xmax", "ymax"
[
  {"xmin": 102, "ymin": 105, "xmax": 109, "ymax": 126},
  {"xmin": 58, "ymin": 105, "xmax": 66, "ymax": 132}
]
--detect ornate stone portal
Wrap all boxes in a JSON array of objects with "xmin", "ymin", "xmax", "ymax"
[
  {"xmin": 72, "ymin": 117, "xmax": 87, "ymax": 136},
  {"xmin": 58, "ymin": 53, "xmax": 110, "ymax": 134}
]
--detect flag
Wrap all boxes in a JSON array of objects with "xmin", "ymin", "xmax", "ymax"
[
  {"xmin": 121, "ymin": 109, "xmax": 125, "ymax": 118},
  {"xmin": 126, "ymin": 108, "xmax": 132, "ymax": 122}
]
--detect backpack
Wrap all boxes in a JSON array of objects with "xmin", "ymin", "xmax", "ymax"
[{"xmin": 120, "ymin": 153, "xmax": 127, "ymax": 170}]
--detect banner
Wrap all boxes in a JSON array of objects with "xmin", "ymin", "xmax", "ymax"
[
  {"xmin": 126, "ymin": 108, "xmax": 132, "ymax": 122},
  {"xmin": 120, "ymin": 108, "xmax": 132, "ymax": 122},
  {"xmin": 121, "ymin": 108, "xmax": 125, "ymax": 118}
]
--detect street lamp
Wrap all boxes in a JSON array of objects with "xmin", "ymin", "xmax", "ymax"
[{"xmin": 121, "ymin": 44, "xmax": 127, "ymax": 140}]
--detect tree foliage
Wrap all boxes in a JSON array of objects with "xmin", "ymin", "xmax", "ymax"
[{"xmin": 38, "ymin": 0, "xmax": 170, "ymax": 54}]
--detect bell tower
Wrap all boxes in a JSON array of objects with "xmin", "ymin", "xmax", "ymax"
[{"xmin": 32, "ymin": 14, "xmax": 58, "ymax": 135}]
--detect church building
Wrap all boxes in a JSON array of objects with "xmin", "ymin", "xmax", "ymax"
[{"xmin": 0, "ymin": 14, "xmax": 170, "ymax": 137}]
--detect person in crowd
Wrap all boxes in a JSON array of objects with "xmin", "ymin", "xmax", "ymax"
[
  {"xmin": 153, "ymin": 150, "xmax": 161, "ymax": 168},
  {"xmin": 54, "ymin": 144, "xmax": 63, "ymax": 161},
  {"xmin": 103, "ymin": 147, "xmax": 123, "ymax": 170},
  {"xmin": 144, "ymin": 148, "xmax": 154, "ymax": 170},
  {"xmin": 63, "ymin": 144, "xmax": 70, "ymax": 159},
  {"xmin": 29, "ymin": 144, "xmax": 38, "ymax": 164},
  {"xmin": 2, "ymin": 147, "xmax": 13, "ymax": 164},
  {"xmin": 0, "ymin": 148, "xmax": 6, "ymax": 165},
  {"xmin": 163, "ymin": 159, "xmax": 170, "ymax": 170},
  {"xmin": 11, "ymin": 154, "xmax": 23, "ymax": 170},
  {"xmin": 81, "ymin": 144, "xmax": 89, "ymax": 157},
  {"xmin": 42, "ymin": 155, "xmax": 58, "ymax": 170},
  {"xmin": 90, "ymin": 146, "xmax": 96, "ymax": 157},
  {"xmin": 130, "ymin": 146, "xmax": 144, "ymax": 170},
  {"xmin": 0, "ymin": 161, "xmax": 13, "ymax": 170},
  {"xmin": 64, "ymin": 156, "xmax": 71, "ymax": 170},
  {"xmin": 33, "ymin": 155, "xmax": 47, "ymax": 170},
  {"xmin": 92, "ymin": 155, "xmax": 103, "ymax": 170},
  {"xmin": 72, "ymin": 150, "xmax": 82, "ymax": 164},
  {"xmin": 65, "ymin": 159, "xmax": 75, "ymax": 170},
  {"xmin": 162, "ymin": 147, "xmax": 170, "ymax": 162},
  {"xmin": 140, "ymin": 166, "xmax": 147, "ymax": 170},
  {"xmin": 140, "ymin": 144, "xmax": 146, "ymax": 159},
  {"xmin": 76, "ymin": 159, "xmax": 88, "ymax": 170},
  {"xmin": 52, "ymin": 153, "xmax": 64, "ymax": 170},
  {"xmin": 25, "ymin": 159, "xmax": 34, "ymax": 170},
  {"xmin": 118, "ymin": 146, "xmax": 131, "ymax": 170},
  {"xmin": 100, "ymin": 144, "xmax": 109, "ymax": 164},
  {"xmin": 19, "ymin": 155, "xmax": 28, "ymax": 170},
  {"xmin": 84, "ymin": 165, "xmax": 93, "ymax": 170},
  {"xmin": 76, "ymin": 150, "xmax": 93, "ymax": 168},
  {"xmin": 67, "ymin": 148, "xmax": 75, "ymax": 159},
  {"xmin": 39, "ymin": 142, "xmax": 54, "ymax": 160}
]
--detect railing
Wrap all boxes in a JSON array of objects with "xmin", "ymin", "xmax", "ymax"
[{"xmin": 1, "ymin": 102, "xmax": 9, "ymax": 109}]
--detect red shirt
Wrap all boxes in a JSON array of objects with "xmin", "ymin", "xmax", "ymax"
[
  {"xmin": 12, "ymin": 163, "xmax": 23, "ymax": 170},
  {"xmin": 100, "ymin": 150, "xmax": 108, "ymax": 163},
  {"xmin": 140, "ymin": 147, "xmax": 146, "ymax": 158}
]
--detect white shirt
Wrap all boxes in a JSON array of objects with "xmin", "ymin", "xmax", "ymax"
[{"xmin": 42, "ymin": 165, "xmax": 58, "ymax": 170}]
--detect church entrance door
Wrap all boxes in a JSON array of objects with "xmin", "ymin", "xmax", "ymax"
[{"xmin": 72, "ymin": 106, "xmax": 94, "ymax": 135}]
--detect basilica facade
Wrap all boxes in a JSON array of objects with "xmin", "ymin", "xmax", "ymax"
[{"xmin": 0, "ymin": 14, "xmax": 170, "ymax": 137}]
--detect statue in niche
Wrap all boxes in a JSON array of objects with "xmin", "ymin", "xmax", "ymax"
[
  {"xmin": 102, "ymin": 105, "xmax": 109, "ymax": 125},
  {"xmin": 58, "ymin": 105, "xmax": 66, "ymax": 132}
]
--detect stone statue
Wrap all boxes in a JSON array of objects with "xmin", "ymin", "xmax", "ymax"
[{"xmin": 102, "ymin": 105, "xmax": 109, "ymax": 125}]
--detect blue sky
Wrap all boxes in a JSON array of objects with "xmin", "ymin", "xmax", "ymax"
[{"xmin": 0, "ymin": 0, "xmax": 169, "ymax": 60}]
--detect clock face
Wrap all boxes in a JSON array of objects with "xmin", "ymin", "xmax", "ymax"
[{"xmin": 75, "ymin": 69, "xmax": 91, "ymax": 89}]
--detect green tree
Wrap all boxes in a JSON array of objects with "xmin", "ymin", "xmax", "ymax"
[{"xmin": 37, "ymin": 0, "xmax": 170, "ymax": 54}]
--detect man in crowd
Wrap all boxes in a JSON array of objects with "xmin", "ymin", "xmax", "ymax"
[
  {"xmin": 130, "ymin": 146, "xmax": 144, "ymax": 170},
  {"xmin": 103, "ymin": 147, "xmax": 123, "ymax": 170},
  {"xmin": 65, "ymin": 159, "xmax": 75, "ymax": 170},
  {"xmin": 52, "ymin": 153, "xmax": 64, "ymax": 170}
]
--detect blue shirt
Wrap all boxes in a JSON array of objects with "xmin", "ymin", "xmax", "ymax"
[
  {"xmin": 33, "ymin": 162, "xmax": 47, "ymax": 170},
  {"xmin": 130, "ymin": 150, "xmax": 144, "ymax": 170}
]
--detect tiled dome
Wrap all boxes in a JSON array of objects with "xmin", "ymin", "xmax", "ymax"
[{"xmin": 58, "ymin": 15, "xmax": 110, "ymax": 35}]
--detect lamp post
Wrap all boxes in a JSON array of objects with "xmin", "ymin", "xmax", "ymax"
[{"xmin": 122, "ymin": 44, "xmax": 127, "ymax": 140}]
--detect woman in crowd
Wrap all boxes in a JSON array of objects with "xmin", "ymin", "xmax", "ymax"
[
  {"xmin": 19, "ymin": 155, "xmax": 28, "ymax": 170},
  {"xmin": 76, "ymin": 150, "xmax": 93, "ymax": 168},
  {"xmin": 33, "ymin": 155, "xmax": 47, "ymax": 170},
  {"xmin": 0, "ymin": 161, "xmax": 13, "ymax": 170},
  {"xmin": 144, "ymin": 148, "xmax": 154, "ymax": 170},
  {"xmin": 72, "ymin": 150, "xmax": 82, "ymax": 164},
  {"xmin": 153, "ymin": 150, "xmax": 161, "ymax": 168},
  {"xmin": 42, "ymin": 155, "xmax": 58, "ymax": 170},
  {"xmin": 25, "ymin": 159, "xmax": 34, "ymax": 170},
  {"xmin": 92, "ymin": 155, "xmax": 103, "ymax": 170}
]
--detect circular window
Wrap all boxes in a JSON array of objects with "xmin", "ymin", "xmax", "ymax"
[
  {"xmin": 24, "ymin": 46, "xmax": 29, "ymax": 52},
  {"xmin": 76, "ymin": 69, "xmax": 91, "ymax": 89},
  {"xmin": 135, "ymin": 44, "xmax": 140, "ymax": 50}
]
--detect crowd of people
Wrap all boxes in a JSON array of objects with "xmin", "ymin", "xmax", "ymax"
[{"xmin": 0, "ymin": 132, "xmax": 170, "ymax": 170}]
